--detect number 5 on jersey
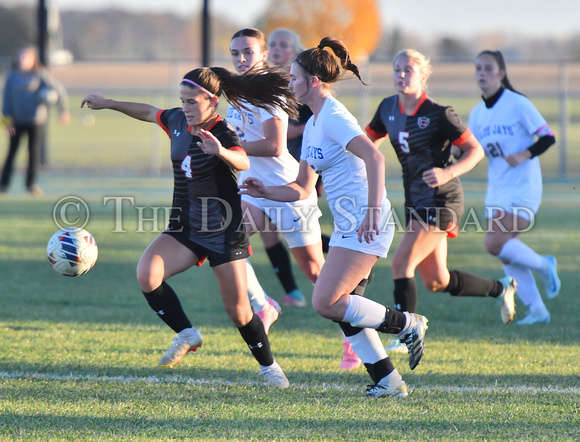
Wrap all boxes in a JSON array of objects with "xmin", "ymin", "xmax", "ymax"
[{"xmin": 399, "ymin": 131, "xmax": 410, "ymax": 154}]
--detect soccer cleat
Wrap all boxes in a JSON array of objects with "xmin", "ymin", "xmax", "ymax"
[
  {"xmin": 260, "ymin": 361, "xmax": 290, "ymax": 388},
  {"xmin": 267, "ymin": 296, "xmax": 282, "ymax": 314},
  {"xmin": 281, "ymin": 289, "xmax": 307, "ymax": 307},
  {"xmin": 339, "ymin": 341, "xmax": 362, "ymax": 371},
  {"xmin": 384, "ymin": 338, "xmax": 408, "ymax": 354},
  {"xmin": 365, "ymin": 369, "xmax": 408, "ymax": 398},
  {"xmin": 157, "ymin": 329, "xmax": 203, "ymax": 368},
  {"xmin": 540, "ymin": 255, "xmax": 561, "ymax": 299},
  {"xmin": 256, "ymin": 301, "xmax": 279, "ymax": 335},
  {"xmin": 516, "ymin": 305, "xmax": 551, "ymax": 325},
  {"xmin": 496, "ymin": 276, "xmax": 517, "ymax": 324},
  {"xmin": 398, "ymin": 314, "xmax": 428, "ymax": 370}
]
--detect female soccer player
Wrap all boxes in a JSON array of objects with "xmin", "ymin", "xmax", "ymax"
[
  {"xmin": 266, "ymin": 27, "xmax": 356, "ymax": 369},
  {"xmin": 469, "ymin": 50, "xmax": 560, "ymax": 325},
  {"xmin": 365, "ymin": 49, "xmax": 518, "ymax": 352},
  {"xmin": 241, "ymin": 37, "xmax": 429, "ymax": 398},
  {"xmin": 80, "ymin": 66, "xmax": 294, "ymax": 388}
]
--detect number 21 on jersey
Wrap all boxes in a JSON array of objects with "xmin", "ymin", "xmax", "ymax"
[{"xmin": 486, "ymin": 142, "xmax": 504, "ymax": 158}]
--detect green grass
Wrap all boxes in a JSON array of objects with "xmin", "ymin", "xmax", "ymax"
[{"xmin": 0, "ymin": 175, "xmax": 578, "ymax": 440}]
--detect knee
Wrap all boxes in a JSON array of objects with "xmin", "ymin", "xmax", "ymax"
[
  {"xmin": 311, "ymin": 296, "xmax": 333, "ymax": 319},
  {"xmin": 136, "ymin": 263, "xmax": 162, "ymax": 293},
  {"xmin": 423, "ymin": 279, "xmax": 447, "ymax": 292},
  {"xmin": 484, "ymin": 236, "xmax": 503, "ymax": 256}
]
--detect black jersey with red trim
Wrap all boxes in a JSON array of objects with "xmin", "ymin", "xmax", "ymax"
[
  {"xmin": 366, "ymin": 93, "xmax": 471, "ymax": 214},
  {"xmin": 157, "ymin": 109, "xmax": 248, "ymax": 254}
]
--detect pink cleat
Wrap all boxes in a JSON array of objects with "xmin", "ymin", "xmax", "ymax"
[
  {"xmin": 256, "ymin": 301, "xmax": 279, "ymax": 334},
  {"xmin": 339, "ymin": 341, "xmax": 362, "ymax": 371}
]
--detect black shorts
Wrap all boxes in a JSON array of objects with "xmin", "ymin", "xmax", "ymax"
[
  {"xmin": 406, "ymin": 206, "xmax": 463, "ymax": 238},
  {"xmin": 162, "ymin": 230, "xmax": 252, "ymax": 267}
]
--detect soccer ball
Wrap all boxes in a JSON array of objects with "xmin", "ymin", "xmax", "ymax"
[{"xmin": 47, "ymin": 227, "xmax": 98, "ymax": 277}]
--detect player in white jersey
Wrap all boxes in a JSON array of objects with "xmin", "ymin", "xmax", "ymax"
[
  {"xmin": 229, "ymin": 28, "xmax": 324, "ymax": 318},
  {"xmin": 469, "ymin": 50, "xmax": 560, "ymax": 325},
  {"xmin": 241, "ymin": 37, "xmax": 429, "ymax": 399}
]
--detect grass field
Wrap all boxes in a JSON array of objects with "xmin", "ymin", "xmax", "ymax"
[{"xmin": 0, "ymin": 174, "xmax": 578, "ymax": 440}]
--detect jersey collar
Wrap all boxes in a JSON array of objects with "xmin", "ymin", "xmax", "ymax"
[{"xmin": 397, "ymin": 91, "xmax": 428, "ymax": 116}]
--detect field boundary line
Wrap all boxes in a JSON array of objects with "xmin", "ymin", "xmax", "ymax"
[{"xmin": 1, "ymin": 370, "xmax": 578, "ymax": 395}]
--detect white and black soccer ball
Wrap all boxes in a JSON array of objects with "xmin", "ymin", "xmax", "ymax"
[{"xmin": 47, "ymin": 227, "xmax": 98, "ymax": 277}]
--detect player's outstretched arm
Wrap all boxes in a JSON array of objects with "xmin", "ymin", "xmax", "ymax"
[{"xmin": 81, "ymin": 92, "xmax": 160, "ymax": 123}]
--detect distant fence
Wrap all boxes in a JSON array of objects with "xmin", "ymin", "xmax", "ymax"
[{"xmin": 1, "ymin": 60, "xmax": 579, "ymax": 179}]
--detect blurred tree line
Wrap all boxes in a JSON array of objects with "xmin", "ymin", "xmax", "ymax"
[{"xmin": 2, "ymin": 4, "xmax": 580, "ymax": 64}]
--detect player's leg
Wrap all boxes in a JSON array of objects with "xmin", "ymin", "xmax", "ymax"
[
  {"xmin": 212, "ymin": 259, "xmax": 289, "ymax": 388},
  {"xmin": 138, "ymin": 234, "xmax": 203, "ymax": 367},
  {"xmin": 246, "ymin": 259, "xmax": 280, "ymax": 334},
  {"xmin": 413, "ymin": 225, "xmax": 516, "ymax": 324},
  {"xmin": 25, "ymin": 123, "xmax": 44, "ymax": 195},
  {"xmin": 243, "ymin": 199, "xmax": 305, "ymax": 307},
  {"xmin": 314, "ymin": 247, "xmax": 428, "ymax": 391},
  {"xmin": 0, "ymin": 124, "xmax": 24, "ymax": 191},
  {"xmin": 485, "ymin": 211, "xmax": 555, "ymax": 323},
  {"xmin": 391, "ymin": 222, "xmax": 448, "ymax": 313}
]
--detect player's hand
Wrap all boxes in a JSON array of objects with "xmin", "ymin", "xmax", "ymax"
[
  {"xmin": 357, "ymin": 209, "xmax": 381, "ymax": 244},
  {"xmin": 81, "ymin": 92, "xmax": 108, "ymax": 110},
  {"xmin": 504, "ymin": 150, "xmax": 531, "ymax": 167},
  {"xmin": 239, "ymin": 177, "xmax": 267, "ymax": 198},
  {"xmin": 197, "ymin": 128, "xmax": 222, "ymax": 156},
  {"xmin": 423, "ymin": 167, "xmax": 452, "ymax": 188}
]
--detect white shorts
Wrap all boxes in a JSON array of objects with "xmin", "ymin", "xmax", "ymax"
[
  {"xmin": 328, "ymin": 204, "xmax": 395, "ymax": 258},
  {"xmin": 241, "ymin": 192, "xmax": 322, "ymax": 248}
]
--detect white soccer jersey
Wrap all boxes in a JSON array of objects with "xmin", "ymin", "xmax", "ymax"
[
  {"xmin": 469, "ymin": 89, "xmax": 546, "ymax": 214},
  {"xmin": 302, "ymin": 97, "xmax": 391, "ymax": 248},
  {"xmin": 226, "ymin": 102, "xmax": 298, "ymax": 187},
  {"xmin": 227, "ymin": 101, "xmax": 322, "ymax": 248}
]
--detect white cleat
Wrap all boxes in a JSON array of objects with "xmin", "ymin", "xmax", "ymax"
[
  {"xmin": 540, "ymin": 256, "xmax": 561, "ymax": 299},
  {"xmin": 497, "ymin": 277, "xmax": 517, "ymax": 324},
  {"xmin": 260, "ymin": 361, "xmax": 290, "ymax": 388}
]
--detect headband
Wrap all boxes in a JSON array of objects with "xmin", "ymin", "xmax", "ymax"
[{"xmin": 180, "ymin": 78, "xmax": 215, "ymax": 98}]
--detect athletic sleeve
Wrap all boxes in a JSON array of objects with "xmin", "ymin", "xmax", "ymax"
[
  {"xmin": 518, "ymin": 95, "xmax": 549, "ymax": 135},
  {"xmin": 365, "ymin": 99, "xmax": 388, "ymax": 139},
  {"xmin": 324, "ymin": 105, "xmax": 364, "ymax": 150}
]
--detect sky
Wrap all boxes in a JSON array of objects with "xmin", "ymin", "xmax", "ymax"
[{"xmin": 7, "ymin": 0, "xmax": 580, "ymax": 38}]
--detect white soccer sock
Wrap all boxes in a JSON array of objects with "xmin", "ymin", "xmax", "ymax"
[
  {"xmin": 346, "ymin": 328, "xmax": 387, "ymax": 364},
  {"xmin": 342, "ymin": 294, "xmax": 387, "ymax": 329},
  {"xmin": 246, "ymin": 259, "xmax": 268, "ymax": 312},
  {"xmin": 498, "ymin": 239, "xmax": 544, "ymax": 271},
  {"xmin": 502, "ymin": 263, "xmax": 545, "ymax": 310}
]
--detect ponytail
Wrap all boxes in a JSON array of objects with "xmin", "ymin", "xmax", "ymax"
[
  {"xmin": 295, "ymin": 36, "xmax": 366, "ymax": 85},
  {"xmin": 181, "ymin": 66, "xmax": 297, "ymax": 119}
]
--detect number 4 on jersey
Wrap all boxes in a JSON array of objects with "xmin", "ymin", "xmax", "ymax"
[{"xmin": 181, "ymin": 155, "xmax": 193, "ymax": 178}]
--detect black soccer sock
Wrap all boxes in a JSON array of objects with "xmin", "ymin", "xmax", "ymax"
[
  {"xmin": 238, "ymin": 314, "xmax": 274, "ymax": 367},
  {"xmin": 376, "ymin": 306, "xmax": 408, "ymax": 334},
  {"xmin": 393, "ymin": 277, "xmax": 418, "ymax": 313},
  {"xmin": 321, "ymin": 233, "xmax": 331, "ymax": 254},
  {"xmin": 364, "ymin": 357, "xmax": 395, "ymax": 384},
  {"xmin": 265, "ymin": 241, "xmax": 298, "ymax": 294},
  {"xmin": 446, "ymin": 270, "xmax": 503, "ymax": 297},
  {"xmin": 142, "ymin": 282, "xmax": 192, "ymax": 333}
]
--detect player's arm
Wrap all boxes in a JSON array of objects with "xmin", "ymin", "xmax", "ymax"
[
  {"xmin": 81, "ymin": 92, "xmax": 160, "ymax": 123},
  {"xmin": 197, "ymin": 128, "xmax": 250, "ymax": 171},
  {"xmin": 240, "ymin": 160, "xmax": 318, "ymax": 202},
  {"xmin": 423, "ymin": 131, "xmax": 484, "ymax": 188},
  {"xmin": 504, "ymin": 125, "xmax": 555, "ymax": 167},
  {"xmin": 239, "ymin": 115, "xmax": 285, "ymax": 157}
]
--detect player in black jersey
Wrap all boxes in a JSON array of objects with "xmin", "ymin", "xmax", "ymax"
[
  {"xmin": 81, "ymin": 66, "xmax": 297, "ymax": 388},
  {"xmin": 365, "ymin": 49, "xmax": 518, "ymax": 339}
]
